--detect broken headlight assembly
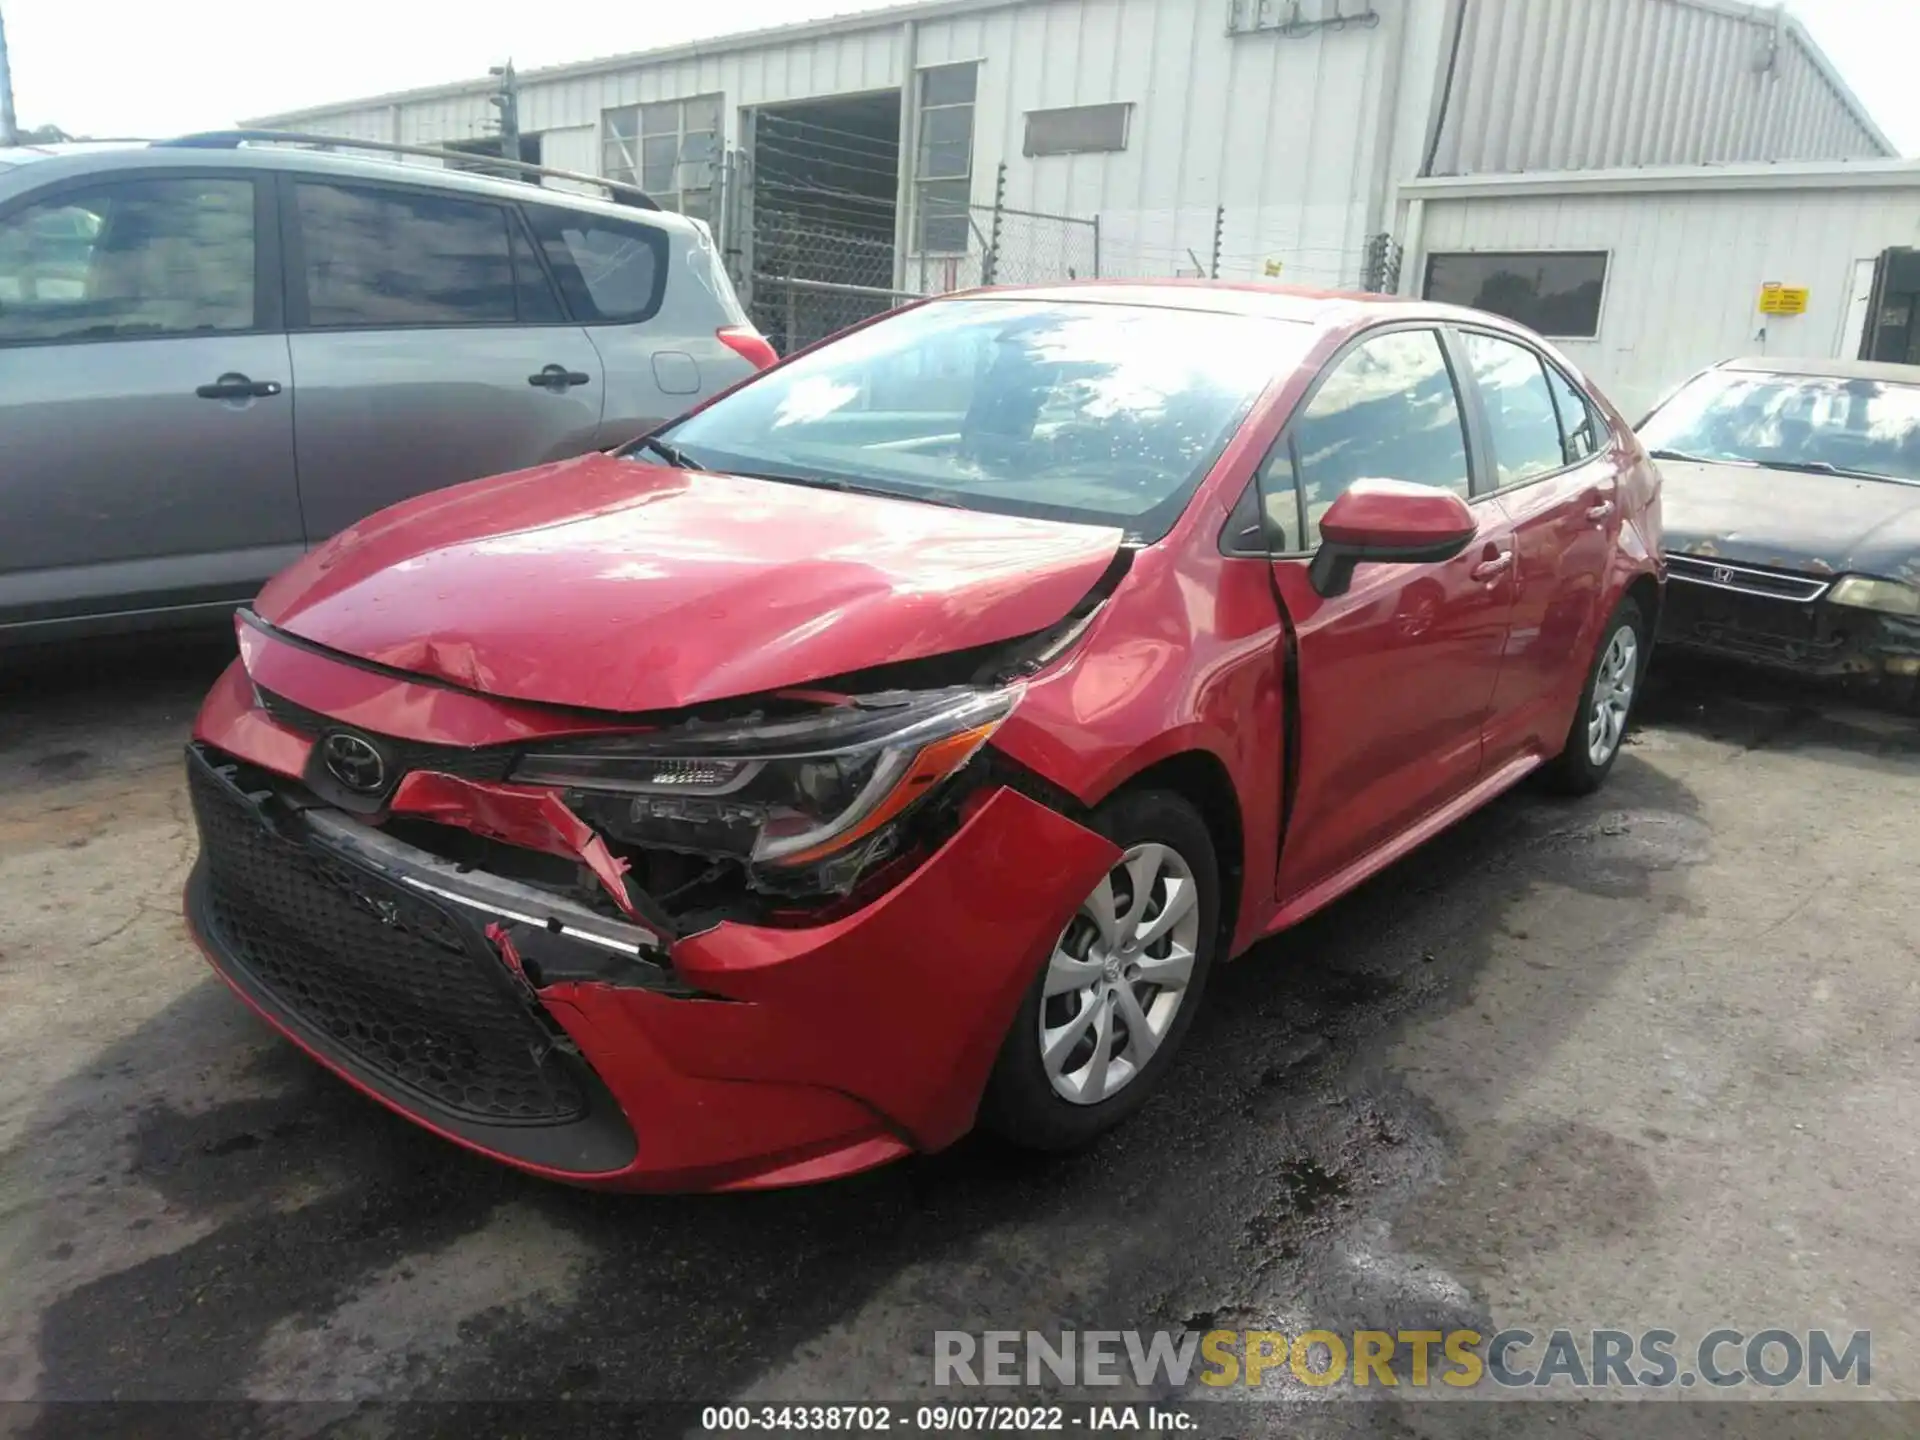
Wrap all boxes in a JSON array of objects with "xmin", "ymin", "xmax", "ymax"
[
  {"xmin": 1827, "ymin": 575, "xmax": 1920, "ymax": 617},
  {"xmin": 508, "ymin": 686, "xmax": 1021, "ymax": 893}
]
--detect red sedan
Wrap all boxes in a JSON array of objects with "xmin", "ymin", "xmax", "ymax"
[{"xmin": 184, "ymin": 283, "xmax": 1663, "ymax": 1191}]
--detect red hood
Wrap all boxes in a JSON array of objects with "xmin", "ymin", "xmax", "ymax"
[{"xmin": 255, "ymin": 454, "xmax": 1125, "ymax": 713}]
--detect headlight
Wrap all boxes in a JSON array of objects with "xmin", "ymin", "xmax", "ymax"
[
  {"xmin": 1828, "ymin": 575, "xmax": 1920, "ymax": 616},
  {"xmin": 510, "ymin": 686, "xmax": 1019, "ymax": 887}
]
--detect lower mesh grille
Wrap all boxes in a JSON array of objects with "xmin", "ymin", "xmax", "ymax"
[{"xmin": 188, "ymin": 755, "xmax": 589, "ymax": 1126}]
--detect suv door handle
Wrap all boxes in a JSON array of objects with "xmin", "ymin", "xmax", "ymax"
[
  {"xmin": 196, "ymin": 373, "xmax": 282, "ymax": 400},
  {"xmin": 529, "ymin": 364, "xmax": 592, "ymax": 390},
  {"xmin": 1471, "ymin": 552, "xmax": 1514, "ymax": 582},
  {"xmin": 1586, "ymin": 500, "xmax": 1616, "ymax": 522}
]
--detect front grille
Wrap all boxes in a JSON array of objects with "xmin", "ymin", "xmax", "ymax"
[
  {"xmin": 1665, "ymin": 554, "xmax": 1831, "ymax": 602},
  {"xmin": 189, "ymin": 755, "xmax": 589, "ymax": 1126},
  {"xmin": 257, "ymin": 688, "xmax": 515, "ymax": 784}
]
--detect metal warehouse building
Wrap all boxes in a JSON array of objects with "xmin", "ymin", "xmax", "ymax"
[{"xmin": 258, "ymin": 0, "xmax": 1905, "ymax": 402}]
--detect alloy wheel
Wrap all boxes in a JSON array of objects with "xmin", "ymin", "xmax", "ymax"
[
  {"xmin": 1038, "ymin": 842, "xmax": 1201, "ymax": 1106},
  {"xmin": 1587, "ymin": 625, "xmax": 1639, "ymax": 766}
]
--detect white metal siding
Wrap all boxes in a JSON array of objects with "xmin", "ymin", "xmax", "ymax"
[
  {"xmin": 1429, "ymin": 0, "xmax": 1890, "ymax": 175},
  {"xmin": 1415, "ymin": 184, "xmax": 1920, "ymax": 417},
  {"xmin": 912, "ymin": 0, "xmax": 1407, "ymax": 285}
]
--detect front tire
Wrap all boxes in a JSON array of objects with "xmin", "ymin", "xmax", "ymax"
[
  {"xmin": 1543, "ymin": 597, "xmax": 1647, "ymax": 796},
  {"xmin": 981, "ymin": 789, "xmax": 1220, "ymax": 1151}
]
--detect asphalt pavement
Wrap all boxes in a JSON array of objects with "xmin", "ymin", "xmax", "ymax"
[{"xmin": 1, "ymin": 634, "xmax": 1915, "ymax": 1438}]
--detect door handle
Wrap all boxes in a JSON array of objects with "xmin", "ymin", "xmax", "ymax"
[
  {"xmin": 1470, "ymin": 552, "xmax": 1514, "ymax": 582},
  {"xmin": 195, "ymin": 373, "xmax": 282, "ymax": 400},
  {"xmin": 1586, "ymin": 500, "xmax": 1616, "ymax": 522},
  {"xmin": 528, "ymin": 364, "xmax": 592, "ymax": 390}
]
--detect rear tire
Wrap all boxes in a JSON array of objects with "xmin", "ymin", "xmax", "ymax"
[
  {"xmin": 1542, "ymin": 597, "xmax": 1647, "ymax": 796},
  {"xmin": 981, "ymin": 789, "xmax": 1220, "ymax": 1152}
]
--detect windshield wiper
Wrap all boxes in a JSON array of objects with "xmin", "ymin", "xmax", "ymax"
[
  {"xmin": 1647, "ymin": 448, "xmax": 1735, "ymax": 465},
  {"xmin": 734, "ymin": 470, "xmax": 969, "ymax": 510},
  {"xmin": 629, "ymin": 434, "xmax": 703, "ymax": 470},
  {"xmin": 1756, "ymin": 458, "xmax": 1903, "ymax": 483}
]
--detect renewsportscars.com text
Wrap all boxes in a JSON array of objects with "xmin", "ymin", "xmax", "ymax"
[{"xmin": 934, "ymin": 1327, "xmax": 1871, "ymax": 1391}]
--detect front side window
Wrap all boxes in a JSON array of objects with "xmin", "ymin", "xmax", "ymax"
[
  {"xmin": 1280, "ymin": 329, "xmax": 1471, "ymax": 550},
  {"xmin": 1424, "ymin": 251, "xmax": 1607, "ymax": 339},
  {"xmin": 655, "ymin": 299, "xmax": 1312, "ymax": 541},
  {"xmin": 1461, "ymin": 330, "xmax": 1566, "ymax": 487},
  {"xmin": 603, "ymin": 95, "xmax": 720, "ymax": 222},
  {"xmin": 917, "ymin": 64, "xmax": 977, "ymax": 253},
  {"xmin": 296, "ymin": 182, "xmax": 519, "ymax": 328},
  {"xmin": 0, "ymin": 177, "xmax": 254, "ymax": 344},
  {"xmin": 1639, "ymin": 369, "xmax": 1920, "ymax": 485}
]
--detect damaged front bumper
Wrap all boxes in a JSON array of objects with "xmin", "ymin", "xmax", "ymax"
[
  {"xmin": 1657, "ymin": 563, "xmax": 1920, "ymax": 681},
  {"xmin": 182, "ymin": 669, "xmax": 1119, "ymax": 1192}
]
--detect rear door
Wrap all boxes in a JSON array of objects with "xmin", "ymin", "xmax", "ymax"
[
  {"xmin": 521, "ymin": 201, "xmax": 732, "ymax": 450},
  {"xmin": 1454, "ymin": 328, "xmax": 1621, "ymax": 768},
  {"xmin": 0, "ymin": 170, "xmax": 299, "ymax": 632},
  {"xmin": 1260, "ymin": 326, "xmax": 1519, "ymax": 904},
  {"xmin": 282, "ymin": 175, "xmax": 604, "ymax": 543}
]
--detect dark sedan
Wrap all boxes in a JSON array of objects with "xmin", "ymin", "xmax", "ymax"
[{"xmin": 1640, "ymin": 356, "xmax": 1920, "ymax": 702}]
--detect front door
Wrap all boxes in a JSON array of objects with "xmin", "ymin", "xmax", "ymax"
[
  {"xmin": 0, "ymin": 172, "xmax": 301, "ymax": 630},
  {"xmin": 1264, "ymin": 327, "xmax": 1518, "ymax": 903},
  {"xmin": 281, "ymin": 175, "xmax": 605, "ymax": 542}
]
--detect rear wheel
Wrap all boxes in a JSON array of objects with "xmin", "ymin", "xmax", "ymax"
[
  {"xmin": 1542, "ymin": 597, "xmax": 1646, "ymax": 796},
  {"xmin": 982, "ymin": 789, "xmax": 1219, "ymax": 1151}
]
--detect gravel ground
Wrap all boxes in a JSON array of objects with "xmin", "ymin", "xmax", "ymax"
[{"xmin": 0, "ymin": 634, "xmax": 1915, "ymax": 1438}]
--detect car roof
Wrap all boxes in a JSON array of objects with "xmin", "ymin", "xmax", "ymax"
[
  {"xmin": 934, "ymin": 279, "xmax": 1527, "ymax": 334},
  {"xmin": 1719, "ymin": 355, "xmax": 1920, "ymax": 385},
  {"xmin": 0, "ymin": 140, "xmax": 701, "ymax": 235}
]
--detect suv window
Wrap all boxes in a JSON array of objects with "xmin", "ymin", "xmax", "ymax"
[
  {"xmin": 0, "ymin": 177, "xmax": 255, "ymax": 344},
  {"xmin": 1544, "ymin": 363, "xmax": 1601, "ymax": 462},
  {"xmin": 296, "ymin": 181, "xmax": 524, "ymax": 327},
  {"xmin": 1272, "ymin": 328, "xmax": 1472, "ymax": 550},
  {"xmin": 525, "ymin": 206, "xmax": 667, "ymax": 324},
  {"xmin": 1461, "ymin": 330, "xmax": 1565, "ymax": 487}
]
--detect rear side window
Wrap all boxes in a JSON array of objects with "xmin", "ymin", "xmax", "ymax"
[
  {"xmin": 0, "ymin": 177, "xmax": 255, "ymax": 344},
  {"xmin": 295, "ymin": 181, "xmax": 522, "ymax": 327},
  {"xmin": 1460, "ymin": 331, "xmax": 1565, "ymax": 487},
  {"xmin": 1544, "ymin": 364, "xmax": 1602, "ymax": 462},
  {"xmin": 524, "ymin": 206, "xmax": 668, "ymax": 324}
]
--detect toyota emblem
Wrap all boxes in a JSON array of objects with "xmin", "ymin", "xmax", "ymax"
[
  {"xmin": 322, "ymin": 731, "xmax": 389, "ymax": 795},
  {"xmin": 1711, "ymin": 565, "xmax": 1736, "ymax": 584}
]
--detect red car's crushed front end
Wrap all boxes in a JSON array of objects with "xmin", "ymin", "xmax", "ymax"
[{"xmin": 184, "ymin": 622, "xmax": 1121, "ymax": 1192}]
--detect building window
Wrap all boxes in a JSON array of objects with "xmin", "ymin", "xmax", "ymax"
[
  {"xmin": 1423, "ymin": 251, "xmax": 1608, "ymax": 339},
  {"xmin": 916, "ymin": 63, "xmax": 977, "ymax": 254},
  {"xmin": 1024, "ymin": 103, "xmax": 1131, "ymax": 157},
  {"xmin": 603, "ymin": 95, "xmax": 720, "ymax": 222}
]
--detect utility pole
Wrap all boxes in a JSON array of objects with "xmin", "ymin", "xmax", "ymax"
[
  {"xmin": 488, "ymin": 61, "xmax": 520, "ymax": 168},
  {"xmin": 0, "ymin": 2, "xmax": 19, "ymax": 149}
]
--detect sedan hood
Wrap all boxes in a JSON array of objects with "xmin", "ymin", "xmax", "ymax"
[
  {"xmin": 255, "ymin": 454, "xmax": 1125, "ymax": 713},
  {"xmin": 1658, "ymin": 460, "xmax": 1920, "ymax": 580}
]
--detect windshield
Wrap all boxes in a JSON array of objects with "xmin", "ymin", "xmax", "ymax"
[
  {"xmin": 1639, "ymin": 369, "xmax": 1920, "ymax": 484},
  {"xmin": 653, "ymin": 299, "xmax": 1311, "ymax": 541}
]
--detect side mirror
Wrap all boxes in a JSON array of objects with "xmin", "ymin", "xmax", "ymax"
[{"xmin": 1308, "ymin": 480, "xmax": 1477, "ymax": 598}]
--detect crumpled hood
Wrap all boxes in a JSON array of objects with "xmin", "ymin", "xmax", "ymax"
[
  {"xmin": 255, "ymin": 453, "xmax": 1125, "ymax": 713},
  {"xmin": 1659, "ymin": 459, "xmax": 1920, "ymax": 581}
]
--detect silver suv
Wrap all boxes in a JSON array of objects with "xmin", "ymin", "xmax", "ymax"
[{"xmin": 0, "ymin": 136, "xmax": 768, "ymax": 644}]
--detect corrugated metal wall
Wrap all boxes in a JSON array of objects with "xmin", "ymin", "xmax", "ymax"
[
  {"xmin": 1428, "ymin": 0, "xmax": 1890, "ymax": 175},
  {"xmin": 256, "ymin": 0, "xmax": 1425, "ymax": 291},
  {"xmin": 1415, "ymin": 180, "xmax": 1920, "ymax": 417}
]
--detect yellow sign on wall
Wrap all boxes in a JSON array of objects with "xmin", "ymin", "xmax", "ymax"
[{"xmin": 1759, "ymin": 283, "xmax": 1810, "ymax": 315}]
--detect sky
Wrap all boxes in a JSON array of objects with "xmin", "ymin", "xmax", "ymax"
[{"xmin": 6, "ymin": 0, "xmax": 1920, "ymax": 153}]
